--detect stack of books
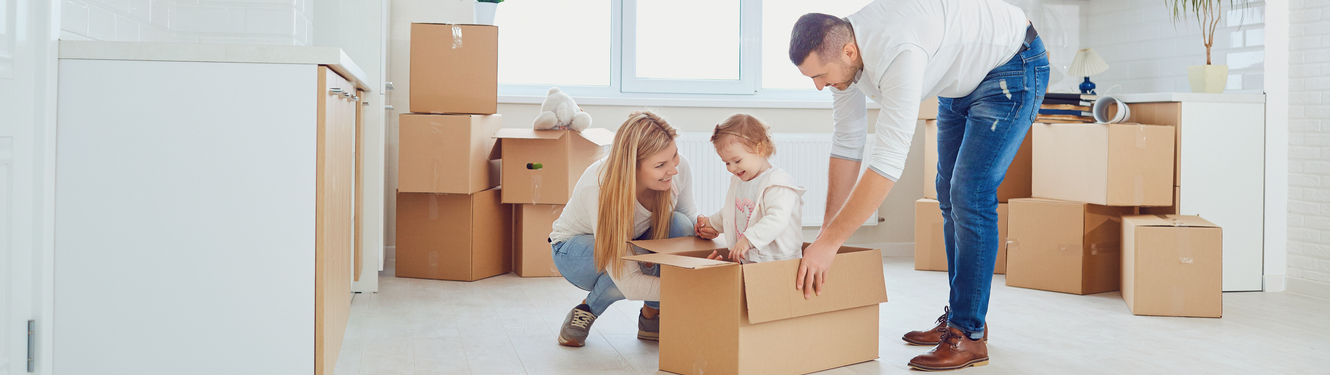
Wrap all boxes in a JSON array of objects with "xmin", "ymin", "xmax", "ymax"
[{"xmin": 1037, "ymin": 93, "xmax": 1097, "ymax": 123}]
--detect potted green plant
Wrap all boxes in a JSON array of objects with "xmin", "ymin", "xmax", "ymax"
[
  {"xmin": 1165, "ymin": 0, "xmax": 1249, "ymax": 93},
  {"xmin": 475, "ymin": 0, "xmax": 502, "ymax": 25}
]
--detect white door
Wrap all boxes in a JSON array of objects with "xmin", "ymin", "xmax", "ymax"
[{"xmin": 0, "ymin": 0, "xmax": 59, "ymax": 374}]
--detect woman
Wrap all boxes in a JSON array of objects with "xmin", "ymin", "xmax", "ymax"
[{"xmin": 548, "ymin": 111, "xmax": 697, "ymax": 347}]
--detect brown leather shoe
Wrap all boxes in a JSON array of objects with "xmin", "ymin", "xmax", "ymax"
[
  {"xmin": 908, "ymin": 326, "xmax": 989, "ymax": 371},
  {"xmin": 902, "ymin": 307, "xmax": 988, "ymax": 346}
]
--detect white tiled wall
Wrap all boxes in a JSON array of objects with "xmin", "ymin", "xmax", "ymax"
[
  {"xmin": 1082, "ymin": 0, "xmax": 1266, "ymax": 94},
  {"xmin": 1288, "ymin": 0, "xmax": 1330, "ymax": 288},
  {"xmin": 1006, "ymin": 0, "xmax": 1089, "ymax": 95},
  {"xmin": 61, "ymin": 0, "xmax": 313, "ymax": 45}
]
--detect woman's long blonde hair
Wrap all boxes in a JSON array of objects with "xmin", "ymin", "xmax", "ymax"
[{"xmin": 595, "ymin": 111, "xmax": 679, "ymax": 278}]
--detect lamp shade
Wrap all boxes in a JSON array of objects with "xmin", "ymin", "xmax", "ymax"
[{"xmin": 1068, "ymin": 48, "xmax": 1109, "ymax": 77}]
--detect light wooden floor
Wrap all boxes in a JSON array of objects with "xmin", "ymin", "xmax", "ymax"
[{"xmin": 335, "ymin": 256, "xmax": 1329, "ymax": 375}]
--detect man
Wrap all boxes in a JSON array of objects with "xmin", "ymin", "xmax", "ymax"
[{"xmin": 789, "ymin": 0, "xmax": 1047, "ymax": 371}]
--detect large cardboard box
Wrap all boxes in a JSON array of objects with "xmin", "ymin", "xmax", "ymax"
[
  {"xmin": 409, "ymin": 23, "xmax": 497, "ymax": 115},
  {"xmin": 513, "ymin": 204, "xmax": 563, "ymax": 277},
  {"xmin": 624, "ymin": 238, "xmax": 887, "ymax": 375},
  {"xmin": 1031, "ymin": 122, "xmax": 1175, "ymax": 206},
  {"xmin": 1121, "ymin": 215, "xmax": 1223, "ymax": 318},
  {"xmin": 913, "ymin": 199, "xmax": 1009, "ymax": 273},
  {"xmin": 1006, "ymin": 198, "xmax": 1137, "ymax": 295},
  {"xmin": 918, "ymin": 97, "xmax": 940, "ymax": 120},
  {"xmin": 395, "ymin": 188, "xmax": 511, "ymax": 281},
  {"xmin": 923, "ymin": 120, "xmax": 1032, "ymax": 202},
  {"xmin": 495, "ymin": 128, "xmax": 614, "ymax": 205},
  {"xmin": 1140, "ymin": 186, "xmax": 1181, "ymax": 216},
  {"xmin": 398, "ymin": 113, "xmax": 502, "ymax": 194}
]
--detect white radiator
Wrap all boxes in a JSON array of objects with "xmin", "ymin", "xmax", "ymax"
[{"xmin": 676, "ymin": 132, "xmax": 878, "ymax": 227}]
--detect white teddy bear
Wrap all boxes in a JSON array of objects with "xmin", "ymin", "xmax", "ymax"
[{"xmin": 532, "ymin": 87, "xmax": 592, "ymax": 132}]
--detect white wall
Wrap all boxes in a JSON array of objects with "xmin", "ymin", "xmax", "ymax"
[
  {"xmin": 60, "ymin": 0, "xmax": 314, "ymax": 45},
  {"xmin": 1083, "ymin": 0, "xmax": 1266, "ymax": 94},
  {"xmin": 1287, "ymin": 0, "xmax": 1330, "ymax": 298}
]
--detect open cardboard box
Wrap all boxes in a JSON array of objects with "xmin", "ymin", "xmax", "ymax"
[{"xmin": 624, "ymin": 238, "xmax": 888, "ymax": 375}]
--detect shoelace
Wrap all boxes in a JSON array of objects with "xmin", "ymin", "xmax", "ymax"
[
  {"xmin": 938, "ymin": 328, "xmax": 963, "ymax": 348},
  {"xmin": 570, "ymin": 309, "xmax": 595, "ymax": 330},
  {"xmin": 933, "ymin": 306, "xmax": 950, "ymax": 332}
]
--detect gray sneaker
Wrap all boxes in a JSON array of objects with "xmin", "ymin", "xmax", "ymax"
[
  {"xmin": 637, "ymin": 310, "xmax": 659, "ymax": 341},
  {"xmin": 558, "ymin": 304, "xmax": 597, "ymax": 347}
]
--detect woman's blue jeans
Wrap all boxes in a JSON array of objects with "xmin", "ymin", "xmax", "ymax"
[
  {"xmin": 935, "ymin": 35, "xmax": 1048, "ymax": 339},
  {"xmin": 550, "ymin": 212, "xmax": 695, "ymax": 316}
]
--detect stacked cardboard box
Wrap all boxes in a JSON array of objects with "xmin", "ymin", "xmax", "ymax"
[
  {"xmin": 625, "ymin": 238, "xmax": 888, "ymax": 375},
  {"xmin": 916, "ymin": 119, "xmax": 1031, "ymax": 274},
  {"xmin": 395, "ymin": 23, "xmax": 511, "ymax": 282},
  {"xmin": 1121, "ymin": 214, "xmax": 1223, "ymax": 317},
  {"xmin": 1007, "ymin": 121, "xmax": 1180, "ymax": 296}
]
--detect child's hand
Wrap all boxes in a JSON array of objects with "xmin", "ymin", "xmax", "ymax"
[
  {"xmin": 695, "ymin": 215, "xmax": 719, "ymax": 239},
  {"xmin": 731, "ymin": 237, "xmax": 751, "ymax": 263}
]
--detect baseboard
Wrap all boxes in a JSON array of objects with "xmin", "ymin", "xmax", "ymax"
[
  {"xmin": 1286, "ymin": 277, "xmax": 1330, "ymax": 301},
  {"xmin": 846, "ymin": 242, "xmax": 914, "ymax": 257},
  {"xmin": 1264, "ymin": 274, "xmax": 1287, "ymax": 292}
]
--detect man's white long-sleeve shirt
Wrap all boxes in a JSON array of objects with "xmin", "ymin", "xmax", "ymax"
[{"xmin": 832, "ymin": 0, "xmax": 1028, "ymax": 181}]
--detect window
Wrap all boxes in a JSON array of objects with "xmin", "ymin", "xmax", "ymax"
[{"xmin": 496, "ymin": 0, "xmax": 874, "ymax": 103}]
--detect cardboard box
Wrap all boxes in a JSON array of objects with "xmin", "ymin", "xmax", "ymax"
[
  {"xmin": 919, "ymin": 97, "xmax": 940, "ymax": 120},
  {"xmin": 395, "ymin": 188, "xmax": 511, "ymax": 281},
  {"xmin": 513, "ymin": 204, "xmax": 563, "ymax": 277},
  {"xmin": 1121, "ymin": 215, "xmax": 1222, "ymax": 318},
  {"xmin": 1031, "ymin": 122, "xmax": 1175, "ymax": 206},
  {"xmin": 398, "ymin": 113, "xmax": 502, "ymax": 194},
  {"xmin": 495, "ymin": 128, "xmax": 614, "ymax": 205},
  {"xmin": 1006, "ymin": 198, "xmax": 1136, "ymax": 295},
  {"xmin": 1140, "ymin": 186, "xmax": 1181, "ymax": 216},
  {"xmin": 409, "ymin": 23, "xmax": 497, "ymax": 114},
  {"xmin": 923, "ymin": 120, "xmax": 1032, "ymax": 202},
  {"xmin": 624, "ymin": 238, "xmax": 887, "ymax": 375},
  {"xmin": 913, "ymin": 199, "xmax": 1009, "ymax": 273}
]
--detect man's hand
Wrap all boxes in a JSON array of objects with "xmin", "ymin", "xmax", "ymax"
[
  {"xmin": 695, "ymin": 215, "xmax": 719, "ymax": 239},
  {"xmin": 797, "ymin": 239, "xmax": 839, "ymax": 298}
]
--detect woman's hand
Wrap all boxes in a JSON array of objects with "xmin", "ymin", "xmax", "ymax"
[{"xmin": 695, "ymin": 215, "xmax": 719, "ymax": 239}]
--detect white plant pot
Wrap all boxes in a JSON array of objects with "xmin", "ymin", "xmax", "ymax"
[
  {"xmin": 474, "ymin": 2, "xmax": 497, "ymax": 25},
  {"xmin": 1187, "ymin": 65, "xmax": 1228, "ymax": 93}
]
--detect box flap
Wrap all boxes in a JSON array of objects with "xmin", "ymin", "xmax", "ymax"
[
  {"xmin": 493, "ymin": 128, "xmax": 569, "ymax": 140},
  {"xmin": 621, "ymin": 253, "xmax": 735, "ymax": 269},
  {"xmin": 1123, "ymin": 214, "xmax": 1219, "ymax": 228},
  {"xmin": 741, "ymin": 247, "xmax": 888, "ymax": 324},
  {"xmin": 576, "ymin": 128, "xmax": 616, "ymax": 146},
  {"xmin": 628, "ymin": 237, "xmax": 728, "ymax": 255}
]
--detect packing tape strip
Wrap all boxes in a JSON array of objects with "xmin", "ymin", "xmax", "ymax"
[
  {"xmin": 1058, "ymin": 243, "xmax": 1078, "ymax": 256},
  {"xmin": 1176, "ymin": 223, "xmax": 1194, "ymax": 264},
  {"xmin": 1006, "ymin": 238, "xmax": 1019, "ymax": 253},
  {"xmin": 1134, "ymin": 175, "xmax": 1145, "ymax": 205},
  {"xmin": 531, "ymin": 174, "xmax": 542, "ymax": 204},
  {"xmin": 1136, "ymin": 124, "xmax": 1147, "ymax": 149},
  {"xmin": 1172, "ymin": 285, "xmax": 1187, "ymax": 315},
  {"xmin": 451, "ymin": 25, "xmax": 463, "ymax": 49},
  {"xmin": 429, "ymin": 193, "xmax": 439, "ymax": 220},
  {"xmin": 1093, "ymin": 96, "xmax": 1131, "ymax": 123}
]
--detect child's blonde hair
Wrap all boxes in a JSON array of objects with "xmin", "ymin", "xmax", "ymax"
[
  {"xmin": 710, "ymin": 114, "xmax": 775, "ymax": 157},
  {"xmin": 595, "ymin": 111, "xmax": 679, "ymax": 278}
]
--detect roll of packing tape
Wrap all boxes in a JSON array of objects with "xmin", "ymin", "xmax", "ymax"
[{"xmin": 1093, "ymin": 96, "xmax": 1130, "ymax": 123}]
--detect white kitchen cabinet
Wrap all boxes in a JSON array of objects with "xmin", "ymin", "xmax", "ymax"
[
  {"xmin": 54, "ymin": 41, "xmax": 369, "ymax": 375},
  {"xmin": 1119, "ymin": 93, "xmax": 1266, "ymax": 292}
]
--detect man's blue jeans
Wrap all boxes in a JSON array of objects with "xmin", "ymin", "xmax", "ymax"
[
  {"xmin": 935, "ymin": 35, "xmax": 1048, "ymax": 339},
  {"xmin": 550, "ymin": 212, "xmax": 695, "ymax": 316}
]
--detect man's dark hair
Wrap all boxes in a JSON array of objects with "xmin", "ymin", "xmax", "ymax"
[{"xmin": 789, "ymin": 13, "xmax": 853, "ymax": 66}]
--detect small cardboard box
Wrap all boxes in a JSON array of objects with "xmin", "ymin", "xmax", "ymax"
[
  {"xmin": 1121, "ymin": 215, "xmax": 1223, "ymax": 318},
  {"xmin": 398, "ymin": 113, "xmax": 502, "ymax": 194},
  {"xmin": 494, "ymin": 128, "xmax": 614, "ymax": 205},
  {"xmin": 624, "ymin": 238, "xmax": 887, "ymax": 375},
  {"xmin": 923, "ymin": 120, "xmax": 1032, "ymax": 202},
  {"xmin": 1006, "ymin": 198, "xmax": 1137, "ymax": 295},
  {"xmin": 513, "ymin": 204, "xmax": 563, "ymax": 277},
  {"xmin": 409, "ymin": 23, "xmax": 497, "ymax": 115},
  {"xmin": 1031, "ymin": 122, "xmax": 1175, "ymax": 206},
  {"xmin": 913, "ymin": 199, "xmax": 1009, "ymax": 273},
  {"xmin": 395, "ymin": 188, "xmax": 511, "ymax": 281}
]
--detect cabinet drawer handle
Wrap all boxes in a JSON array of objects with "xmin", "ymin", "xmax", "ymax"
[{"xmin": 329, "ymin": 88, "xmax": 343, "ymax": 94}]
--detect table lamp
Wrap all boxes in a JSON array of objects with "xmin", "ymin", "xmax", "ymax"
[{"xmin": 1068, "ymin": 48, "xmax": 1109, "ymax": 95}]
